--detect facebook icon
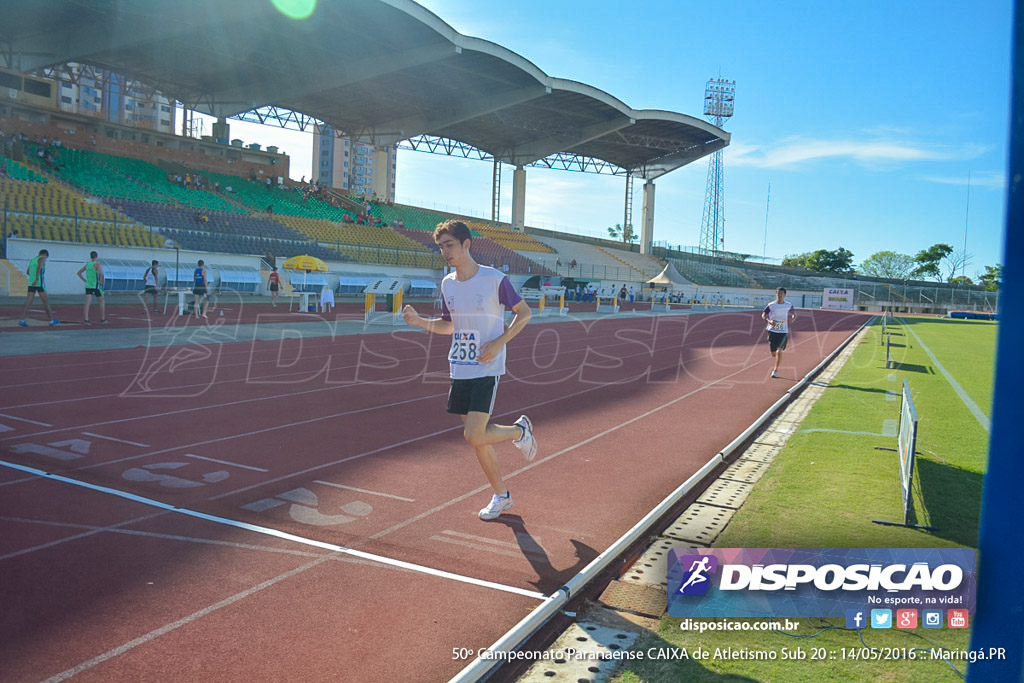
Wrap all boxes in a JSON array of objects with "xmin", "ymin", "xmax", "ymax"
[{"xmin": 845, "ymin": 609, "xmax": 867, "ymax": 629}]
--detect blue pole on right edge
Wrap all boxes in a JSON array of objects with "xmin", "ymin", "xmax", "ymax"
[{"xmin": 967, "ymin": 2, "xmax": 1024, "ymax": 680}]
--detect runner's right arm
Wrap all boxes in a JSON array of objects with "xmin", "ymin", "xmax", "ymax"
[{"xmin": 402, "ymin": 305, "xmax": 454, "ymax": 335}]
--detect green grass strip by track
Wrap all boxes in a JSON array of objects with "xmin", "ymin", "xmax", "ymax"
[{"xmin": 613, "ymin": 315, "xmax": 996, "ymax": 682}]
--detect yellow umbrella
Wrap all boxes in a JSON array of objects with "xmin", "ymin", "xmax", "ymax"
[
  {"xmin": 281, "ymin": 255, "xmax": 329, "ymax": 273},
  {"xmin": 281, "ymin": 255, "xmax": 329, "ymax": 292}
]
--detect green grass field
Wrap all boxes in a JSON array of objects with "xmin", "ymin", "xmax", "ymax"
[{"xmin": 613, "ymin": 315, "xmax": 996, "ymax": 682}]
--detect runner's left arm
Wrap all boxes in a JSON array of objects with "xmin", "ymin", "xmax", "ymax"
[{"xmin": 477, "ymin": 299, "xmax": 531, "ymax": 363}]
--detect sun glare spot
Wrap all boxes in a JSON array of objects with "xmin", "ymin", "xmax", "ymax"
[{"xmin": 270, "ymin": 0, "xmax": 316, "ymax": 20}]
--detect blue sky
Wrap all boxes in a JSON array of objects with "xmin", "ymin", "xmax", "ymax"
[{"xmin": 226, "ymin": 0, "xmax": 1013, "ymax": 278}]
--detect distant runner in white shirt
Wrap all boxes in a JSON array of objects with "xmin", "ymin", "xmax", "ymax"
[
  {"xmin": 761, "ymin": 287, "xmax": 797, "ymax": 379},
  {"xmin": 403, "ymin": 220, "xmax": 536, "ymax": 521}
]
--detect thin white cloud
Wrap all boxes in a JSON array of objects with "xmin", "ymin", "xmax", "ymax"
[
  {"xmin": 922, "ymin": 171, "xmax": 1007, "ymax": 189},
  {"xmin": 729, "ymin": 137, "xmax": 949, "ymax": 168}
]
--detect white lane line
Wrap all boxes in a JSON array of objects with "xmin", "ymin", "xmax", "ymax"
[
  {"xmin": 0, "ymin": 512, "xmax": 167, "ymax": 561},
  {"xmin": 0, "ymin": 515, "xmax": 324, "ymax": 559},
  {"xmin": 209, "ymin": 339, "xmax": 775, "ymax": 506},
  {"xmin": 0, "ymin": 324, "xmax": 781, "ymax": 493},
  {"xmin": 900, "ymin": 319, "xmax": 991, "ymax": 433},
  {"xmin": 369, "ymin": 359, "xmax": 764, "ymax": 541},
  {"xmin": 184, "ymin": 453, "xmax": 269, "ymax": 472},
  {"xmin": 313, "ymin": 480, "xmax": 415, "ymax": 502},
  {"xmin": 0, "ymin": 459, "xmax": 545, "ymax": 602},
  {"xmin": 82, "ymin": 432, "xmax": 150, "ymax": 448},
  {"xmin": 0, "ymin": 413, "xmax": 52, "ymax": 426},
  {"xmin": 441, "ymin": 529, "xmax": 535, "ymax": 550},
  {"xmin": 431, "ymin": 535, "xmax": 529, "ymax": 560},
  {"xmin": 42, "ymin": 557, "xmax": 332, "ymax": 683}
]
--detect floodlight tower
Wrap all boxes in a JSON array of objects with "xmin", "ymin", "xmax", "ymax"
[{"xmin": 699, "ymin": 78, "xmax": 735, "ymax": 253}]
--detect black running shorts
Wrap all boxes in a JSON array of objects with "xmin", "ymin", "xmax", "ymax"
[
  {"xmin": 768, "ymin": 331, "xmax": 789, "ymax": 353},
  {"xmin": 447, "ymin": 376, "xmax": 499, "ymax": 415}
]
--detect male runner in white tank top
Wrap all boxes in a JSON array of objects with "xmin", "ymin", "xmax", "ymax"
[
  {"xmin": 403, "ymin": 220, "xmax": 536, "ymax": 520},
  {"xmin": 762, "ymin": 287, "xmax": 797, "ymax": 378}
]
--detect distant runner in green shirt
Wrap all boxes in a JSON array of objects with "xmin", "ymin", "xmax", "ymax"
[
  {"xmin": 77, "ymin": 250, "xmax": 108, "ymax": 325},
  {"xmin": 18, "ymin": 248, "xmax": 59, "ymax": 327}
]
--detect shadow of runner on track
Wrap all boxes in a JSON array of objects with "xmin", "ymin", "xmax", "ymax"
[{"xmin": 493, "ymin": 516, "xmax": 598, "ymax": 594}]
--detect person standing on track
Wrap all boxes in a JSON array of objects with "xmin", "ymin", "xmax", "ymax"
[
  {"xmin": 192, "ymin": 259, "xmax": 209, "ymax": 319},
  {"xmin": 268, "ymin": 267, "xmax": 281, "ymax": 306},
  {"xmin": 141, "ymin": 259, "xmax": 160, "ymax": 314},
  {"xmin": 402, "ymin": 219, "xmax": 537, "ymax": 521},
  {"xmin": 77, "ymin": 250, "xmax": 108, "ymax": 325},
  {"xmin": 18, "ymin": 248, "xmax": 59, "ymax": 327},
  {"xmin": 762, "ymin": 286, "xmax": 797, "ymax": 378}
]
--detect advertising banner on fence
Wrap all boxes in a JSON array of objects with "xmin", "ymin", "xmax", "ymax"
[
  {"xmin": 822, "ymin": 288, "xmax": 855, "ymax": 309},
  {"xmin": 667, "ymin": 548, "xmax": 976, "ymax": 619}
]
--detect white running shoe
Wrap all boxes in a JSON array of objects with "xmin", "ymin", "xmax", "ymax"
[
  {"xmin": 479, "ymin": 491, "xmax": 513, "ymax": 520},
  {"xmin": 771, "ymin": 370, "xmax": 778, "ymax": 378},
  {"xmin": 513, "ymin": 415, "xmax": 538, "ymax": 461}
]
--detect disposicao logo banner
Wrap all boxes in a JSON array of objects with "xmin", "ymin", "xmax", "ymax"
[{"xmin": 666, "ymin": 548, "xmax": 976, "ymax": 618}]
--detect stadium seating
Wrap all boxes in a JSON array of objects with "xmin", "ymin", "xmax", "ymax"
[
  {"xmin": 109, "ymin": 199, "xmax": 301, "ymax": 241},
  {"xmin": 1, "ymin": 177, "xmax": 164, "ymax": 247},
  {"xmin": 464, "ymin": 221, "xmax": 555, "ymax": 253},
  {"xmin": 531, "ymin": 234, "xmax": 643, "ymax": 281},
  {"xmin": 2, "ymin": 213, "xmax": 164, "ymax": 247},
  {"xmin": 1, "ymin": 159, "xmax": 48, "ymax": 183},
  {"xmin": 372, "ymin": 202, "xmax": 449, "ymax": 232},
  {"xmin": 22, "ymin": 143, "xmax": 241, "ymax": 213},
  {"xmin": 202, "ymin": 171, "xmax": 358, "ymax": 223},
  {"xmin": 157, "ymin": 228, "xmax": 347, "ymax": 262}
]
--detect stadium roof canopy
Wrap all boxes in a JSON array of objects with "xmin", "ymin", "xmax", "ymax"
[{"xmin": 2, "ymin": 0, "xmax": 729, "ymax": 179}]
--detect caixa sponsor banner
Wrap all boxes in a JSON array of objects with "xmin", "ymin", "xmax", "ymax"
[{"xmin": 666, "ymin": 548, "xmax": 975, "ymax": 618}]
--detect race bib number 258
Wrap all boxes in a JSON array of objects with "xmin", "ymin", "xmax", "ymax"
[{"xmin": 449, "ymin": 330, "xmax": 481, "ymax": 365}]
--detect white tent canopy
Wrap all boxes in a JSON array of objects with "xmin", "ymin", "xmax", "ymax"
[{"xmin": 646, "ymin": 262, "xmax": 692, "ymax": 287}]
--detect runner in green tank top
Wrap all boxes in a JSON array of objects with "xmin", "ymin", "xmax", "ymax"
[
  {"xmin": 18, "ymin": 248, "xmax": 58, "ymax": 326},
  {"xmin": 77, "ymin": 250, "xmax": 108, "ymax": 324}
]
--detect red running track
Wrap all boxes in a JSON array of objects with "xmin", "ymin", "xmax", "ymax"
[{"xmin": 0, "ymin": 308, "xmax": 867, "ymax": 681}]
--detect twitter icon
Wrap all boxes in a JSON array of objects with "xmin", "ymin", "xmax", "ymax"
[{"xmin": 870, "ymin": 609, "xmax": 892, "ymax": 629}]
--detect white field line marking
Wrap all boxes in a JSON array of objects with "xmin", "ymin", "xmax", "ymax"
[
  {"xmin": 0, "ymin": 459, "xmax": 545, "ymax": 601},
  {"xmin": 0, "ymin": 316, "xmax": 639, "ymax": 398},
  {"xmin": 2, "ymin": 319, "xmax": 780, "ymax": 493},
  {"xmin": 431, "ymin": 535, "xmax": 529, "ymax": 559},
  {"xmin": 42, "ymin": 557, "xmax": 332, "ymax": 683},
  {"xmin": 82, "ymin": 432, "xmax": 150, "ymax": 448},
  {"xmin": 2, "ymin": 313, "xmax": 841, "ymax": 509},
  {"xmin": 369, "ymin": 359, "xmax": 763, "ymax": 541},
  {"xmin": 0, "ymin": 515, "xmax": 324, "ymax": 559},
  {"xmin": 0, "ymin": 413, "xmax": 52, "ymax": 426},
  {"xmin": 441, "ymin": 529, "xmax": 538, "ymax": 550},
  {"xmin": 900, "ymin": 319, "xmax": 991, "ymax": 433},
  {"xmin": 0, "ymin": 311, "xmax": 741, "ymax": 415},
  {"xmin": 184, "ymin": 453, "xmax": 269, "ymax": 472},
  {"xmin": 0, "ymin": 326, "xmax": 641, "ymax": 433},
  {"xmin": 0, "ymin": 511, "xmax": 166, "ymax": 561},
  {"xmin": 206, "ymin": 341, "xmax": 765, "ymax": 504},
  {"xmin": 0, "ymin": 394, "xmax": 445, "ymax": 490},
  {"xmin": 313, "ymin": 480, "xmax": 414, "ymax": 502}
]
